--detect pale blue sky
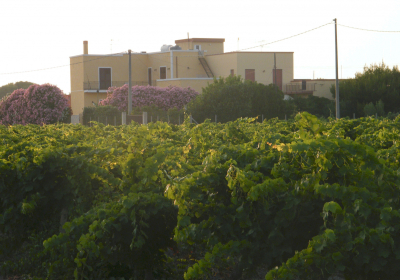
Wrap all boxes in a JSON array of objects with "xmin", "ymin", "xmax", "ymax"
[{"xmin": 1, "ymin": 0, "xmax": 399, "ymax": 94}]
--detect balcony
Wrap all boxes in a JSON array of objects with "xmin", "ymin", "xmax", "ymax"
[
  {"xmin": 83, "ymin": 81, "xmax": 156, "ymax": 91},
  {"xmin": 285, "ymin": 82, "xmax": 315, "ymax": 97},
  {"xmin": 286, "ymin": 82, "xmax": 315, "ymax": 93}
]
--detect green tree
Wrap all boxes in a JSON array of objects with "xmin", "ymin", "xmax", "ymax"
[
  {"xmin": 364, "ymin": 102, "xmax": 377, "ymax": 116},
  {"xmin": 0, "ymin": 81, "xmax": 34, "ymax": 99},
  {"xmin": 330, "ymin": 63, "xmax": 400, "ymax": 117},
  {"xmin": 285, "ymin": 95, "xmax": 335, "ymax": 118},
  {"xmin": 188, "ymin": 75, "xmax": 285, "ymax": 123},
  {"xmin": 376, "ymin": 99, "xmax": 385, "ymax": 116}
]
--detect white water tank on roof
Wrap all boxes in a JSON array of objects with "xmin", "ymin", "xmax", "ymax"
[{"xmin": 161, "ymin": 44, "xmax": 173, "ymax": 52}]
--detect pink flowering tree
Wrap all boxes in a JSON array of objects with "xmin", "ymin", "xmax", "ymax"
[
  {"xmin": 99, "ymin": 84, "xmax": 199, "ymax": 112},
  {"xmin": 0, "ymin": 89, "xmax": 26, "ymax": 125},
  {"xmin": 0, "ymin": 84, "xmax": 69, "ymax": 125}
]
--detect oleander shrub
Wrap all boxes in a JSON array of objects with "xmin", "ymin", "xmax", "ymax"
[
  {"xmin": 0, "ymin": 84, "xmax": 69, "ymax": 125},
  {"xmin": 0, "ymin": 88, "xmax": 26, "ymax": 125},
  {"xmin": 99, "ymin": 84, "xmax": 199, "ymax": 112}
]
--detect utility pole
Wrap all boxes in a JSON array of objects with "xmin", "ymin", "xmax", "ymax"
[
  {"xmin": 128, "ymin": 49, "xmax": 132, "ymax": 115},
  {"xmin": 274, "ymin": 53, "xmax": 277, "ymax": 95},
  {"xmin": 334, "ymin": 18, "xmax": 340, "ymax": 119}
]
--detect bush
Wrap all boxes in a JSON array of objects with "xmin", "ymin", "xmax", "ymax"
[
  {"xmin": 363, "ymin": 100, "xmax": 385, "ymax": 117},
  {"xmin": 59, "ymin": 106, "xmax": 73, "ymax": 123},
  {"xmin": 0, "ymin": 88, "xmax": 26, "ymax": 125},
  {"xmin": 376, "ymin": 99, "xmax": 385, "ymax": 116},
  {"xmin": 364, "ymin": 102, "xmax": 377, "ymax": 117},
  {"xmin": 0, "ymin": 84, "xmax": 69, "ymax": 125},
  {"xmin": 43, "ymin": 192, "xmax": 177, "ymax": 279},
  {"xmin": 82, "ymin": 105, "xmax": 122, "ymax": 125},
  {"xmin": 0, "ymin": 144, "xmax": 118, "ymax": 277},
  {"xmin": 285, "ymin": 95, "xmax": 335, "ymax": 119},
  {"xmin": 331, "ymin": 63, "xmax": 400, "ymax": 117},
  {"xmin": 188, "ymin": 75, "xmax": 285, "ymax": 123},
  {"xmin": 0, "ymin": 81, "xmax": 34, "ymax": 99},
  {"xmin": 99, "ymin": 84, "xmax": 199, "ymax": 112}
]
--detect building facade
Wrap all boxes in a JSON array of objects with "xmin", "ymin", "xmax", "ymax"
[
  {"xmin": 71, "ymin": 38, "xmax": 334, "ymax": 116},
  {"xmin": 285, "ymin": 79, "xmax": 347, "ymax": 100}
]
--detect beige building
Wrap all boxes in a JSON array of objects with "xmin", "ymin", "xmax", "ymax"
[
  {"xmin": 285, "ymin": 79, "xmax": 347, "ymax": 100},
  {"xmin": 70, "ymin": 38, "xmax": 297, "ymax": 115}
]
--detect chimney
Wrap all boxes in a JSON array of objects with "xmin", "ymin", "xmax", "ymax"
[{"xmin": 83, "ymin": 41, "xmax": 88, "ymax": 55}]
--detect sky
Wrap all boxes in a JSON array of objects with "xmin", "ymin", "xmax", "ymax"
[{"xmin": 1, "ymin": 0, "xmax": 400, "ymax": 95}]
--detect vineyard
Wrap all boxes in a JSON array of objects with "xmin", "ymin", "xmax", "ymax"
[{"xmin": 1, "ymin": 113, "xmax": 400, "ymax": 280}]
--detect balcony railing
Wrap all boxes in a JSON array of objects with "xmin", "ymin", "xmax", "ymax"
[
  {"xmin": 286, "ymin": 83, "xmax": 315, "ymax": 93},
  {"xmin": 83, "ymin": 81, "xmax": 157, "ymax": 91}
]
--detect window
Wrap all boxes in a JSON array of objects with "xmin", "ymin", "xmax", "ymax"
[
  {"xmin": 99, "ymin": 68, "xmax": 111, "ymax": 90},
  {"xmin": 194, "ymin": 44, "xmax": 201, "ymax": 51},
  {"xmin": 245, "ymin": 69, "xmax": 255, "ymax": 82},
  {"xmin": 230, "ymin": 69, "xmax": 234, "ymax": 76},
  {"xmin": 160, "ymin": 67, "xmax": 167, "ymax": 79},
  {"xmin": 148, "ymin": 68, "xmax": 152, "ymax": 85}
]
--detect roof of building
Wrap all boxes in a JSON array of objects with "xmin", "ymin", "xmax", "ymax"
[
  {"xmin": 291, "ymin": 79, "xmax": 349, "ymax": 81},
  {"xmin": 175, "ymin": 38, "xmax": 225, "ymax": 44},
  {"xmin": 206, "ymin": 51, "xmax": 294, "ymax": 56}
]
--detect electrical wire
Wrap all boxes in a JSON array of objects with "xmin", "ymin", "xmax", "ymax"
[
  {"xmin": 0, "ymin": 22, "xmax": 334, "ymax": 75},
  {"xmin": 0, "ymin": 51, "xmax": 127, "ymax": 75},
  {"xmin": 338, "ymin": 24, "xmax": 400, "ymax": 33},
  {"xmin": 238, "ymin": 22, "xmax": 333, "ymax": 51},
  {"xmin": 2, "ymin": 21, "xmax": 398, "ymax": 76}
]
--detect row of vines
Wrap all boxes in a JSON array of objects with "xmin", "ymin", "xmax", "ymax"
[{"xmin": 1, "ymin": 113, "xmax": 400, "ymax": 279}]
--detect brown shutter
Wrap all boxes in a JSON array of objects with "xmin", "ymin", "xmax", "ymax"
[
  {"xmin": 148, "ymin": 68, "xmax": 152, "ymax": 85},
  {"xmin": 273, "ymin": 69, "xmax": 283, "ymax": 90},
  {"xmin": 245, "ymin": 69, "xmax": 255, "ymax": 82},
  {"xmin": 160, "ymin": 67, "xmax": 166, "ymax": 79},
  {"xmin": 99, "ymin": 68, "xmax": 111, "ymax": 90}
]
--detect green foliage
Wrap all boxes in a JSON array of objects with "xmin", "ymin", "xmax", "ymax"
[
  {"xmin": 363, "ymin": 100, "xmax": 385, "ymax": 117},
  {"xmin": 376, "ymin": 99, "xmax": 385, "ymax": 116},
  {"xmin": 331, "ymin": 63, "xmax": 400, "ymax": 117},
  {"xmin": 285, "ymin": 96, "xmax": 335, "ymax": 118},
  {"xmin": 188, "ymin": 75, "xmax": 285, "ymax": 123},
  {"xmin": 82, "ymin": 105, "xmax": 122, "ymax": 125},
  {"xmin": 43, "ymin": 192, "xmax": 177, "ymax": 279},
  {"xmin": 1, "ymin": 113, "xmax": 400, "ymax": 280},
  {"xmin": 0, "ymin": 81, "xmax": 34, "ymax": 99},
  {"xmin": 134, "ymin": 105, "xmax": 185, "ymax": 124},
  {"xmin": 364, "ymin": 102, "xmax": 377, "ymax": 116}
]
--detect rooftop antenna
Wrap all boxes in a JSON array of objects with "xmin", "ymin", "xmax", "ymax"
[
  {"xmin": 237, "ymin": 38, "xmax": 239, "ymax": 51},
  {"xmin": 187, "ymin": 32, "xmax": 189, "ymax": 49},
  {"xmin": 255, "ymin": 39, "xmax": 266, "ymax": 51},
  {"xmin": 111, "ymin": 39, "xmax": 113, "ymax": 53}
]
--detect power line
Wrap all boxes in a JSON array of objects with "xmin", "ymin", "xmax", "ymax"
[
  {"xmin": 0, "ymin": 22, "xmax": 335, "ymax": 75},
  {"xmin": 338, "ymin": 24, "xmax": 400, "ymax": 33},
  {"xmin": 0, "ymin": 51, "xmax": 127, "ymax": 75},
  {"xmin": 3, "ymin": 22, "xmax": 398, "ymax": 76},
  {"xmin": 238, "ymin": 22, "xmax": 333, "ymax": 51}
]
